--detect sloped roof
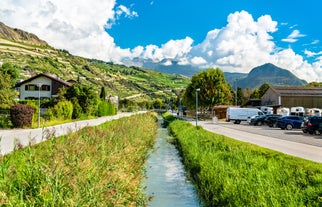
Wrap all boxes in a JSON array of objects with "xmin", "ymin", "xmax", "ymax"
[
  {"xmin": 15, "ymin": 73, "xmax": 72, "ymax": 87},
  {"xmin": 270, "ymin": 86, "xmax": 322, "ymax": 97}
]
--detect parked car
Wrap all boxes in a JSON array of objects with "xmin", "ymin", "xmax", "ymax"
[
  {"xmin": 249, "ymin": 114, "xmax": 281, "ymax": 126},
  {"xmin": 301, "ymin": 116, "xmax": 322, "ymax": 135},
  {"xmin": 276, "ymin": 116, "xmax": 304, "ymax": 130},
  {"xmin": 265, "ymin": 114, "xmax": 282, "ymax": 127}
]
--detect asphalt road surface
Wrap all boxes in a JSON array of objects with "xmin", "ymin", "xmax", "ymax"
[{"xmin": 196, "ymin": 120, "xmax": 322, "ymax": 163}]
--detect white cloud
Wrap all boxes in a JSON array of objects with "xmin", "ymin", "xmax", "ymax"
[
  {"xmin": 0, "ymin": 0, "xmax": 131, "ymax": 62},
  {"xmin": 0, "ymin": 3, "xmax": 321, "ymax": 82},
  {"xmin": 185, "ymin": 10, "xmax": 322, "ymax": 82},
  {"xmin": 191, "ymin": 56, "xmax": 207, "ymax": 65},
  {"xmin": 304, "ymin": 49, "xmax": 322, "ymax": 57},
  {"xmin": 116, "ymin": 5, "xmax": 138, "ymax": 18},
  {"xmin": 190, "ymin": 11, "xmax": 277, "ymax": 70},
  {"xmin": 130, "ymin": 37, "xmax": 194, "ymax": 62},
  {"xmin": 282, "ymin": 30, "xmax": 306, "ymax": 43},
  {"xmin": 311, "ymin": 40, "xmax": 320, "ymax": 45}
]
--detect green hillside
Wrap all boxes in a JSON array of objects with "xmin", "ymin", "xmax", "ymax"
[{"xmin": 0, "ymin": 23, "xmax": 189, "ymax": 105}]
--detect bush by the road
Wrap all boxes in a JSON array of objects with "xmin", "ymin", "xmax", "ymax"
[
  {"xmin": 10, "ymin": 104, "xmax": 35, "ymax": 128},
  {"xmin": 169, "ymin": 119, "xmax": 322, "ymax": 206}
]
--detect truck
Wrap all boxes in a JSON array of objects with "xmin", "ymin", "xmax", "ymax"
[{"xmin": 226, "ymin": 107, "xmax": 264, "ymax": 124}]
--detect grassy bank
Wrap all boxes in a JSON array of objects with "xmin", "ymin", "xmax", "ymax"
[
  {"xmin": 169, "ymin": 119, "xmax": 322, "ymax": 206},
  {"xmin": 0, "ymin": 112, "xmax": 158, "ymax": 206}
]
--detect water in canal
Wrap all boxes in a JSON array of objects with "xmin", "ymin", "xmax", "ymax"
[{"xmin": 144, "ymin": 123, "xmax": 203, "ymax": 207}]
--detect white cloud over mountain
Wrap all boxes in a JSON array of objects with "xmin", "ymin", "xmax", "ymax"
[
  {"xmin": 282, "ymin": 30, "xmax": 306, "ymax": 43},
  {"xmin": 0, "ymin": 1, "xmax": 322, "ymax": 82}
]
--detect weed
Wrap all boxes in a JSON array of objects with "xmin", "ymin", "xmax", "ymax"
[
  {"xmin": 0, "ymin": 112, "xmax": 158, "ymax": 206},
  {"xmin": 169, "ymin": 119, "xmax": 322, "ymax": 207}
]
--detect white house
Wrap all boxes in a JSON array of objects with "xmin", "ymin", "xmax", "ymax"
[{"xmin": 15, "ymin": 73, "xmax": 72, "ymax": 100}]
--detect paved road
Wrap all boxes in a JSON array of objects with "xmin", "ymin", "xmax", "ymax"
[
  {"xmin": 0, "ymin": 112, "xmax": 144, "ymax": 155},
  {"xmin": 195, "ymin": 120, "xmax": 322, "ymax": 163}
]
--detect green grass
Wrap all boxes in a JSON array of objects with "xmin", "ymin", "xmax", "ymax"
[
  {"xmin": 169, "ymin": 119, "xmax": 322, "ymax": 207},
  {"xmin": 0, "ymin": 112, "xmax": 158, "ymax": 206}
]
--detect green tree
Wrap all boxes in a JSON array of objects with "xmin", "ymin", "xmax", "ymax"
[
  {"xmin": 64, "ymin": 84, "xmax": 99, "ymax": 116},
  {"xmin": 1, "ymin": 62, "xmax": 19, "ymax": 85},
  {"xmin": 0, "ymin": 63, "xmax": 19, "ymax": 108},
  {"xmin": 258, "ymin": 83, "xmax": 270, "ymax": 97},
  {"xmin": 99, "ymin": 86, "xmax": 106, "ymax": 100},
  {"xmin": 250, "ymin": 89, "xmax": 260, "ymax": 99},
  {"xmin": 236, "ymin": 86, "xmax": 244, "ymax": 106},
  {"xmin": 306, "ymin": 82, "xmax": 322, "ymax": 87},
  {"xmin": 250, "ymin": 83, "xmax": 270, "ymax": 99},
  {"xmin": 153, "ymin": 98, "xmax": 163, "ymax": 109},
  {"xmin": 183, "ymin": 68, "xmax": 232, "ymax": 110}
]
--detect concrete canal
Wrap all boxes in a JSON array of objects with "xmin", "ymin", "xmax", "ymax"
[{"xmin": 144, "ymin": 121, "xmax": 202, "ymax": 207}]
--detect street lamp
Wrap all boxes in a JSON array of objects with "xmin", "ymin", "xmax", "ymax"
[
  {"xmin": 196, "ymin": 88, "xmax": 200, "ymax": 127},
  {"xmin": 38, "ymin": 84, "xmax": 42, "ymax": 128},
  {"xmin": 235, "ymin": 79, "xmax": 238, "ymax": 106}
]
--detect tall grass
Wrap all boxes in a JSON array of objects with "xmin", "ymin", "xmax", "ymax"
[
  {"xmin": 169, "ymin": 119, "xmax": 322, "ymax": 206},
  {"xmin": 0, "ymin": 112, "xmax": 158, "ymax": 206}
]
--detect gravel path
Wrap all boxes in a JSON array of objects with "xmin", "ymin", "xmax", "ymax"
[{"xmin": 0, "ymin": 112, "xmax": 145, "ymax": 155}]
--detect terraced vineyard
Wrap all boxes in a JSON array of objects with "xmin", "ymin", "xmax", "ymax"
[{"xmin": 0, "ymin": 22, "xmax": 190, "ymax": 104}]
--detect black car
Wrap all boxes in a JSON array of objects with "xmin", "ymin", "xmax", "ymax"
[
  {"xmin": 249, "ymin": 115, "xmax": 267, "ymax": 126},
  {"xmin": 249, "ymin": 114, "xmax": 282, "ymax": 126},
  {"xmin": 302, "ymin": 116, "xmax": 322, "ymax": 135},
  {"xmin": 265, "ymin": 114, "xmax": 282, "ymax": 127},
  {"xmin": 276, "ymin": 116, "xmax": 304, "ymax": 130}
]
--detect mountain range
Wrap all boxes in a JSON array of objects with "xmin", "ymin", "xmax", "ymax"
[
  {"xmin": 135, "ymin": 56, "xmax": 307, "ymax": 89},
  {"xmin": 0, "ymin": 21, "xmax": 308, "ymax": 96},
  {"xmin": 225, "ymin": 63, "xmax": 307, "ymax": 89}
]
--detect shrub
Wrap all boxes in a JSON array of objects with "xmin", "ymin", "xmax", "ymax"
[
  {"xmin": 45, "ymin": 101, "xmax": 73, "ymax": 120},
  {"xmin": 0, "ymin": 114, "xmax": 12, "ymax": 128},
  {"xmin": 71, "ymin": 97, "xmax": 82, "ymax": 119},
  {"xmin": 10, "ymin": 104, "xmax": 35, "ymax": 128},
  {"xmin": 53, "ymin": 101, "xmax": 73, "ymax": 120},
  {"xmin": 97, "ymin": 101, "xmax": 116, "ymax": 117}
]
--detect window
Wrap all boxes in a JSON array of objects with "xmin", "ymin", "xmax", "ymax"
[
  {"xmin": 25, "ymin": 84, "xmax": 37, "ymax": 91},
  {"xmin": 41, "ymin": 85, "xmax": 50, "ymax": 91},
  {"xmin": 24, "ymin": 84, "xmax": 50, "ymax": 91}
]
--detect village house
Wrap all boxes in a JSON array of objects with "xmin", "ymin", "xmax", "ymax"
[{"xmin": 15, "ymin": 73, "xmax": 72, "ymax": 100}]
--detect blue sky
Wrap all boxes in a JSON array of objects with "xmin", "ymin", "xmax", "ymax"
[
  {"xmin": 1, "ymin": 0, "xmax": 322, "ymax": 82},
  {"xmin": 110, "ymin": 0, "xmax": 321, "ymax": 51}
]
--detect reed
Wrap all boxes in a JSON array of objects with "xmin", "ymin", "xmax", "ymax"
[{"xmin": 0, "ymin": 112, "xmax": 158, "ymax": 206}]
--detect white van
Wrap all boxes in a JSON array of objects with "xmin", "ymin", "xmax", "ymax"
[{"xmin": 226, "ymin": 107, "xmax": 264, "ymax": 124}]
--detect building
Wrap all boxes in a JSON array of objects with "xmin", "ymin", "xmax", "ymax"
[
  {"xmin": 261, "ymin": 86, "xmax": 322, "ymax": 109},
  {"xmin": 15, "ymin": 73, "xmax": 72, "ymax": 100}
]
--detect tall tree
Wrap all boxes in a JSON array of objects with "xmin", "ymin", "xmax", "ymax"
[
  {"xmin": 258, "ymin": 83, "xmax": 270, "ymax": 97},
  {"xmin": 250, "ymin": 83, "xmax": 270, "ymax": 99},
  {"xmin": 0, "ymin": 63, "xmax": 19, "ymax": 108},
  {"xmin": 99, "ymin": 86, "xmax": 106, "ymax": 100},
  {"xmin": 237, "ymin": 86, "xmax": 244, "ymax": 106},
  {"xmin": 183, "ymin": 68, "xmax": 232, "ymax": 110}
]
